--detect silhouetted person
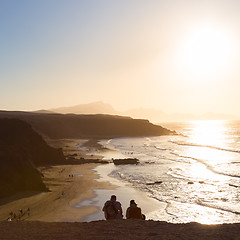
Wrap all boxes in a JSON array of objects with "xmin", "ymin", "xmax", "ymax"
[
  {"xmin": 102, "ymin": 195, "xmax": 123, "ymax": 220},
  {"xmin": 27, "ymin": 208, "xmax": 30, "ymax": 216},
  {"xmin": 126, "ymin": 200, "xmax": 145, "ymax": 220}
]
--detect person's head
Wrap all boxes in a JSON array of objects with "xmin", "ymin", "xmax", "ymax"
[
  {"xmin": 130, "ymin": 200, "xmax": 137, "ymax": 206},
  {"xmin": 110, "ymin": 195, "xmax": 117, "ymax": 201}
]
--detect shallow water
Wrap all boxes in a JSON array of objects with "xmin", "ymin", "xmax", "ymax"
[
  {"xmin": 96, "ymin": 120, "xmax": 240, "ymax": 224},
  {"xmin": 76, "ymin": 163, "xmax": 167, "ymax": 222}
]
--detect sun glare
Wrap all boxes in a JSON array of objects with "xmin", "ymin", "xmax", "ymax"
[
  {"xmin": 189, "ymin": 120, "xmax": 228, "ymax": 147},
  {"xmin": 186, "ymin": 120, "xmax": 230, "ymax": 179},
  {"xmin": 177, "ymin": 24, "xmax": 235, "ymax": 78}
]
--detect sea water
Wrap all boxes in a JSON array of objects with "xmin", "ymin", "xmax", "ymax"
[{"xmin": 97, "ymin": 120, "xmax": 240, "ymax": 224}]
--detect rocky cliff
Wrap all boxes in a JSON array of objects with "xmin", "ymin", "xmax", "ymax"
[
  {"xmin": 0, "ymin": 111, "xmax": 175, "ymax": 139},
  {"xmin": 0, "ymin": 118, "xmax": 65, "ymax": 198}
]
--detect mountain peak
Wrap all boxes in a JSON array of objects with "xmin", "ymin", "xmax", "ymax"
[{"xmin": 50, "ymin": 101, "xmax": 117, "ymax": 115}]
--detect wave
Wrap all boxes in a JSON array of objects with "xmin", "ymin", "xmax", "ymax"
[
  {"xmin": 105, "ymin": 137, "xmax": 240, "ymax": 179},
  {"xmin": 153, "ymin": 142, "xmax": 240, "ymax": 179},
  {"xmin": 168, "ymin": 200, "xmax": 240, "ymax": 218},
  {"xmin": 195, "ymin": 201, "xmax": 240, "ymax": 216},
  {"xmin": 154, "ymin": 146, "xmax": 170, "ymax": 151},
  {"xmin": 105, "ymin": 139, "xmax": 112, "ymax": 145},
  {"xmin": 171, "ymin": 151, "xmax": 240, "ymax": 179},
  {"xmin": 170, "ymin": 140, "xmax": 240, "ymax": 154}
]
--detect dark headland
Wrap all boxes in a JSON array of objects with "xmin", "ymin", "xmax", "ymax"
[{"xmin": 0, "ymin": 110, "xmax": 175, "ymax": 138}]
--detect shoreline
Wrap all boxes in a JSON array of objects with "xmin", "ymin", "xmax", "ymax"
[
  {"xmin": 0, "ymin": 163, "xmax": 115, "ymax": 222},
  {"xmin": 79, "ymin": 163, "xmax": 168, "ymax": 222},
  {"xmin": 72, "ymin": 138, "xmax": 169, "ymax": 222},
  {"xmin": 0, "ymin": 138, "xmax": 168, "ymax": 222},
  {"xmin": 0, "ymin": 138, "xmax": 114, "ymax": 222}
]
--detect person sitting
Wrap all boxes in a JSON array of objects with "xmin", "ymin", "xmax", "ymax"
[
  {"xmin": 126, "ymin": 200, "xmax": 145, "ymax": 220},
  {"xmin": 102, "ymin": 195, "xmax": 123, "ymax": 220}
]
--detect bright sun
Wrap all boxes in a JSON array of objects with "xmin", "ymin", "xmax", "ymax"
[{"xmin": 177, "ymin": 24, "xmax": 235, "ymax": 78}]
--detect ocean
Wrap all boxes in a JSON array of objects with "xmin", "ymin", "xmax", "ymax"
[{"xmin": 96, "ymin": 120, "xmax": 240, "ymax": 224}]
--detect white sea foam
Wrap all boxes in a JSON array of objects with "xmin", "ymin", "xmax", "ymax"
[{"xmin": 97, "ymin": 120, "xmax": 240, "ymax": 224}]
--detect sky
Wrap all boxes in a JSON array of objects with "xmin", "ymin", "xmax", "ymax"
[{"xmin": 1, "ymin": 0, "xmax": 240, "ymax": 116}]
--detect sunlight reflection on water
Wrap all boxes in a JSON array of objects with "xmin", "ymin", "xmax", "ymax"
[
  {"xmin": 189, "ymin": 162, "xmax": 229, "ymax": 181},
  {"xmin": 188, "ymin": 120, "xmax": 228, "ymax": 147},
  {"xmin": 94, "ymin": 120, "xmax": 240, "ymax": 224},
  {"xmin": 162, "ymin": 120, "xmax": 240, "ymax": 224}
]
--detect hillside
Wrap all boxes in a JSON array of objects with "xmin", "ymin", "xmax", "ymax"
[
  {"xmin": 50, "ymin": 101, "xmax": 117, "ymax": 115},
  {"xmin": 0, "ymin": 111, "xmax": 175, "ymax": 139},
  {"xmin": 0, "ymin": 119, "xmax": 66, "ymax": 198}
]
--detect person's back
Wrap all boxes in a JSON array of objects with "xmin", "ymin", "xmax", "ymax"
[
  {"xmin": 102, "ymin": 195, "xmax": 123, "ymax": 220},
  {"xmin": 126, "ymin": 200, "xmax": 144, "ymax": 220},
  {"xmin": 128, "ymin": 206, "xmax": 142, "ymax": 219},
  {"xmin": 105, "ymin": 200, "xmax": 118, "ymax": 219}
]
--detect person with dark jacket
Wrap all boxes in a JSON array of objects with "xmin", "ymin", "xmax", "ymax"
[
  {"xmin": 126, "ymin": 200, "xmax": 145, "ymax": 220},
  {"xmin": 102, "ymin": 195, "xmax": 123, "ymax": 220}
]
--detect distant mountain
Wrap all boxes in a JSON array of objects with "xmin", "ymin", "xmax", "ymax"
[
  {"xmin": 50, "ymin": 101, "xmax": 118, "ymax": 115},
  {"xmin": 32, "ymin": 109, "xmax": 55, "ymax": 114},
  {"xmin": 39, "ymin": 101, "xmax": 239, "ymax": 122}
]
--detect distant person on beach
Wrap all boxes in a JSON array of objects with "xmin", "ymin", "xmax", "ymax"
[
  {"xmin": 126, "ymin": 200, "xmax": 145, "ymax": 220},
  {"xmin": 102, "ymin": 195, "xmax": 123, "ymax": 220}
]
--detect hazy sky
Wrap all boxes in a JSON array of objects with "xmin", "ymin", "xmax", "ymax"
[{"xmin": 1, "ymin": 0, "xmax": 240, "ymax": 115}]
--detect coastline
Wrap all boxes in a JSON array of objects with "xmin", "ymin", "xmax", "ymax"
[
  {"xmin": 0, "ymin": 163, "xmax": 114, "ymax": 222},
  {"xmin": 72, "ymin": 138, "xmax": 168, "ymax": 222},
  {"xmin": 79, "ymin": 163, "xmax": 168, "ymax": 222},
  {"xmin": 2, "ymin": 139, "xmax": 240, "ymax": 239},
  {"xmin": 0, "ymin": 138, "xmax": 168, "ymax": 222},
  {"xmin": 0, "ymin": 139, "xmax": 114, "ymax": 222}
]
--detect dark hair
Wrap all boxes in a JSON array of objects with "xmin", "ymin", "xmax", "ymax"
[
  {"xmin": 111, "ymin": 195, "xmax": 116, "ymax": 200},
  {"xmin": 130, "ymin": 200, "xmax": 136, "ymax": 205}
]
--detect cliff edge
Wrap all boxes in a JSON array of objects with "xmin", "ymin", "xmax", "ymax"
[
  {"xmin": 0, "ymin": 111, "xmax": 175, "ymax": 139},
  {"xmin": 0, "ymin": 118, "xmax": 65, "ymax": 198}
]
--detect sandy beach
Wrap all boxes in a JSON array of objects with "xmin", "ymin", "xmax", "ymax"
[
  {"xmin": 0, "ymin": 163, "xmax": 116, "ymax": 222},
  {"xmin": 0, "ymin": 139, "xmax": 115, "ymax": 222},
  {"xmin": 0, "ymin": 138, "xmax": 164, "ymax": 222}
]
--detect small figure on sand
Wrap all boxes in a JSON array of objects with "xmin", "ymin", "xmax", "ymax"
[
  {"xmin": 27, "ymin": 208, "xmax": 30, "ymax": 216},
  {"xmin": 126, "ymin": 200, "xmax": 145, "ymax": 220},
  {"xmin": 102, "ymin": 195, "xmax": 123, "ymax": 220}
]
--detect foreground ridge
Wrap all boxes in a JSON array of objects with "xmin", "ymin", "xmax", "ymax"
[{"xmin": 1, "ymin": 220, "xmax": 240, "ymax": 240}]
